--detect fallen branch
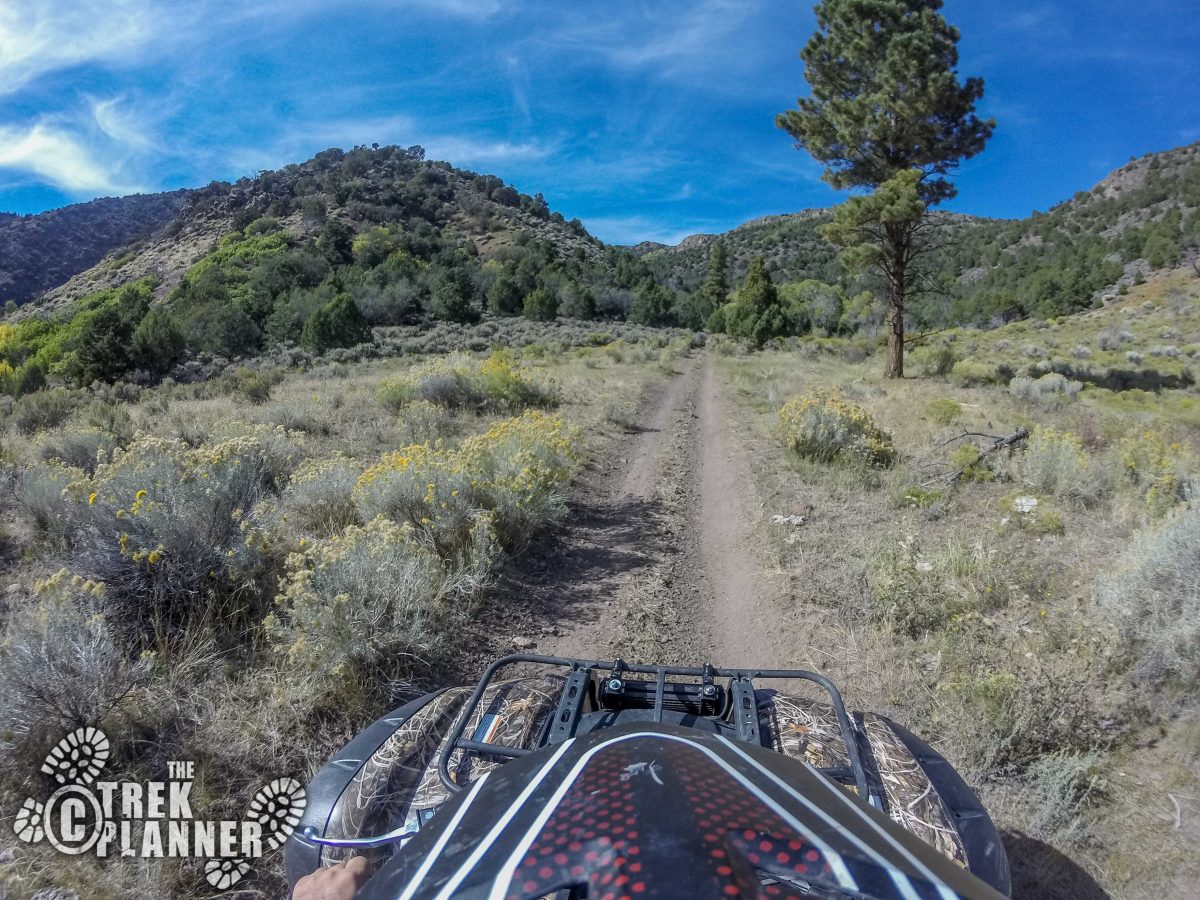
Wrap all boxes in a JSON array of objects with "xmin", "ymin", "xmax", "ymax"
[
  {"xmin": 933, "ymin": 430, "xmax": 1010, "ymax": 450},
  {"xmin": 925, "ymin": 427, "xmax": 1029, "ymax": 486}
]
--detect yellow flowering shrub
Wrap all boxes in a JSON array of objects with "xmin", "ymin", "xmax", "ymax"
[
  {"xmin": 1120, "ymin": 429, "xmax": 1193, "ymax": 516},
  {"xmin": 354, "ymin": 411, "xmax": 580, "ymax": 553},
  {"xmin": 267, "ymin": 515, "xmax": 496, "ymax": 703},
  {"xmin": 376, "ymin": 351, "xmax": 557, "ymax": 414},
  {"xmin": 777, "ymin": 390, "xmax": 896, "ymax": 468},
  {"xmin": 462, "ymin": 411, "xmax": 581, "ymax": 549},
  {"xmin": 355, "ymin": 442, "xmax": 477, "ymax": 551},
  {"xmin": 1007, "ymin": 426, "xmax": 1107, "ymax": 504},
  {"xmin": 31, "ymin": 434, "xmax": 281, "ymax": 648}
]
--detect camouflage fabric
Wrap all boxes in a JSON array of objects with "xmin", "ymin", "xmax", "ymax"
[
  {"xmin": 322, "ymin": 687, "xmax": 471, "ymax": 867},
  {"xmin": 860, "ymin": 712, "xmax": 968, "ymax": 867},
  {"xmin": 758, "ymin": 693, "xmax": 967, "ymax": 868},
  {"xmin": 321, "ymin": 676, "xmax": 564, "ymax": 868}
]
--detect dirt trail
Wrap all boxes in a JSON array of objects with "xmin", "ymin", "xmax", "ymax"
[{"xmin": 496, "ymin": 349, "xmax": 795, "ymax": 670}]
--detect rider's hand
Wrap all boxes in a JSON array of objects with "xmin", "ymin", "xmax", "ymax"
[{"xmin": 292, "ymin": 857, "xmax": 373, "ymax": 900}]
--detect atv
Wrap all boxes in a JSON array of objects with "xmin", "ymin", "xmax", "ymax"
[{"xmin": 285, "ymin": 654, "xmax": 1010, "ymax": 899}]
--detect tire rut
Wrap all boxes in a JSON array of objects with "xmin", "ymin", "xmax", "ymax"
[{"xmin": 489, "ymin": 349, "xmax": 789, "ymax": 669}]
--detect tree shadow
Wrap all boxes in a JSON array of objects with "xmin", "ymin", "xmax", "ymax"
[{"xmin": 1002, "ymin": 830, "xmax": 1111, "ymax": 900}]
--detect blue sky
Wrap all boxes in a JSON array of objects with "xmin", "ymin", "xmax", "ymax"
[{"xmin": 0, "ymin": 0, "xmax": 1197, "ymax": 244}]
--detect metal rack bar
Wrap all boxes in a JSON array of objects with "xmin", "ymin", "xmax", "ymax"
[{"xmin": 436, "ymin": 654, "xmax": 870, "ymax": 800}]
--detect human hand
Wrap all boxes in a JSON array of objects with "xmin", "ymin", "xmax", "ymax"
[{"xmin": 292, "ymin": 857, "xmax": 373, "ymax": 900}]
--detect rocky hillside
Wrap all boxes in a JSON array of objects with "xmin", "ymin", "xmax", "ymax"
[
  {"xmin": 0, "ymin": 145, "xmax": 660, "ymax": 395},
  {"xmin": 0, "ymin": 192, "xmax": 191, "ymax": 306},
  {"xmin": 640, "ymin": 210, "xmax": 839, "ymax": 292},
  {"xmin": 642, "ymin": 141, "xmax": 1200, "ymax": 327},
  {"xmin": 23, "ymin": 145, "xmax": 604, "ymax": 319}
]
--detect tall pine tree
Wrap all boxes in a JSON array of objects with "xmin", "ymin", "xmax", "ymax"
[
  {"xmin": 777, "ymin": 0, "xmax": 993, "ymax": 377},
  {"xmin": 695, "ymin": 241, "xmax": 729, "ymax": 325}
]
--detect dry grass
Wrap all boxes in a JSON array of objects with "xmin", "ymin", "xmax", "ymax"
[
  {"xmin": 0, "ymin": 326, "xmax": 682, "ymax": 898},
  {"xmin": 716, "ymin": 273, "xmax": 1200, "ymax": 898}
]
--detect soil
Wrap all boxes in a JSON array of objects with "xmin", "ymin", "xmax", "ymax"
[{"xmin": 473, "ymin": 349, "xmax": 797, "ymax": 672}]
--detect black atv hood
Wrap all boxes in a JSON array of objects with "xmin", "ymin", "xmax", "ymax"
[{"xmin": 358, "ymin": 721, "xmax": 1004, "ymax": 900}]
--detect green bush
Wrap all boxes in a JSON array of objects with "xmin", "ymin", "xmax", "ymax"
[
  {"xmin": 950, "ymin": 359, "xmax": 1011, "ymax": 387},
  {"xmin": 777, "ymin": 390, "xmax": 896, "ymax": 468},
  {"xmin": 523, "ymin": 288, "xmax": 559, "ymax": 322},
  {"xmin": 430, "ymin": 269, "xmax": 480, "ymax": 324},
  {"xmin": 229, "ymin": 367, "xmax": 284, "ymax": 405},
  {"xmin": 132, "ymin": 309, "xmax": 186, "ymax": 374},
  {"xmin": 910, "ymin": 345, "xmax": 958, "ymax": 376},
  {"xmin": 1007, "ymin": 427, "xmax": 1108, "ymax": 504},
  {"xmin": 866, "ymin": 536, "xmax": 1011, "ymax": 635},
  {"xmin": 1095, "ymin": 504, "xmax": 1200, "ymax": 681},
  {"xmin": 376, "ymin": 352, "xmax": 557, "ymax": 415},
  {"xmin": 1119, "ymin": 429, "xmax": 1194, "ymax": 516},
  {"xmin": 927, "ymin": 398, "xmax": 962, "ymax": 425},
  {"xmin": 13, "ymin": 388, "xmax": 78, "ymax": 435},
  {"xmin": 300, "ymin": 294, "xmax": 372, "ymax": 353}
]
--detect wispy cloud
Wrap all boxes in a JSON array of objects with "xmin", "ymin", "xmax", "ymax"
[
  {"xmin": 581, "ymin": 214, "xmax": 719, "ymax": 247},
  {"xmin": 0, "ymin": 0, "xmax": 161, "ymax": 95},
  {"xmin": 423, "ymin": 136, "xmax": 554, "ymax": 165},
  {"xmin": 0, "ymin": 123, "xmax": 142, "ymax": 194},
  {"xmin": 546, "ymin": 0, "xmax": 763, "ymax": 80}
]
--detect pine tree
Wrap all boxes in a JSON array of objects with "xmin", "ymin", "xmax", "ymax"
[
  {"xmin": 777, "ymin": 0, "xmax": 994, "ymax": 377},
  {"xmin": 300, "ymin": 294, "xmax": 372, "ymax": 352},
  {"xmin": 695, "ymin": 242, "xmax": 729, "ymax": 325},
  {"xmin": 628, "ymin": 279, "xmax": 674, "ymax": 327},
  {"xmin": 725, "ymin": 257, "xmax": 788, "ymax": 348}
]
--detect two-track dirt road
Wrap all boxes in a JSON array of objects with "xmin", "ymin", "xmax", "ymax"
[{"xmin": 492, "ymin": 349, "xmax": 799, "ymax": 670}]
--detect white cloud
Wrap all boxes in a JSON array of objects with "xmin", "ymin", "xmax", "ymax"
[
  {"xmin": 422, "ymin": 136, "xmax": 552, "ymax": 165},
  {"xmin": 0, "ymin": 0, "xmax": 161, "ymax": 95},
  {"xmin": 581, "ymin": 214, "xmax": 715, "ymax": 247},
  {"xmin": 0, "ymin": 123, "xmax": 142, "ymax": 194},
  {"xmin": 90, "ymin": 96, "xmax": 158, "ymax": 149}
]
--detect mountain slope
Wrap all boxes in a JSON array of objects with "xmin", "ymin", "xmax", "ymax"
[
  {"xmin": 25, "ymin": 145, "xmax": 604, "ymax": 319},
  {"xmin": 0, "ymin": 192, "xmax": 191, "ymax": 306},
  {"xmin": 643, "ymin": 141, "xmax": 1200, "ymax": 326}
]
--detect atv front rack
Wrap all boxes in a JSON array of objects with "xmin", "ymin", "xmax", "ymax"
[{"xmin": 437, "ymin": 654, "xmax": 870, "ymax": 800}]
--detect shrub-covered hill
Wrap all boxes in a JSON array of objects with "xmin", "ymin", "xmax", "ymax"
[
  {"xmin": 649, "ymin": 140, "xmax": 1200, "ymax": 331},
  {"xmin": 640, "ymin": 210, "xmax": 842, "ymax": 292},
  {"xmin": 0, "ymin": 191, "xmax": 192, "ymax": 306},
  {"xmin": 21, "ymin": 144, "xmax": 611, "ymax": 319},
  {"xmin": 941, "ymin": 140, "xmax": 1200, "ymax": 323},
  {"xmin": 0, "ymin": 145, "xmax": 682, "ymax": 394}
]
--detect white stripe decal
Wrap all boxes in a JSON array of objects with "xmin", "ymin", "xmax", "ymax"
[
  {"xmin": 763, "ymin": 738, "xmax": 962, "ymax": 900},
  {"xmin": 486, "ymin": 732, "xmax": 860, "ymax": 900},
  {"xmin": 721, "ymin": 739, "xmax": 930, "ymax": 900},
  {"xmin": 397, "ymin": 770, "xmax": 491, "ymax": 900},
  {"xmin": 432, "ymin": 739, "xmax": 576, "ymax": 900}
]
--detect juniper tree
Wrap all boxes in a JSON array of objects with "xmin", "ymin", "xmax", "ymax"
[
  {"xmin": 777, "ymin": 0, "xmax": 994, "ymax": 377},
  {"xmin": 725, "ymin": 256, "xmax": 788, "ymax": 348},
  {"xmin": 696, "ymin": 241, "xmax": 729, "ymax": 325}
]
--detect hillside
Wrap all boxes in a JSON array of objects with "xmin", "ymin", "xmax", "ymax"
[
  {"xmin": 21, "ymin": 145, "xmax": 606, "ymax": 319},
  {"xmin": 0, "ymin": 192, "xmax": 191, "ymax": 306},
  {"xmin": 644, "ymin": 141, "xmax": 1200, "ymax": 329},
  {"xmin": 0, "ymin": 145, "xmax": 673, "ymax": 394},
  {"xmin": 642, "ymin": 209, "xmax": 839, "ymax": 291}
]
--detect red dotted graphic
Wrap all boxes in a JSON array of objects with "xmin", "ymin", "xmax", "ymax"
[
  {"xmin": 503, "ymin": 738, "xmax": 836, "ymax": 899},
  {"xmin": 673, "ymin": 741, "xmax": 834, "ymax": 899},
  {"xmin": 505, "ymin": 742, "xmax": 644, "ymax": 900}
]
